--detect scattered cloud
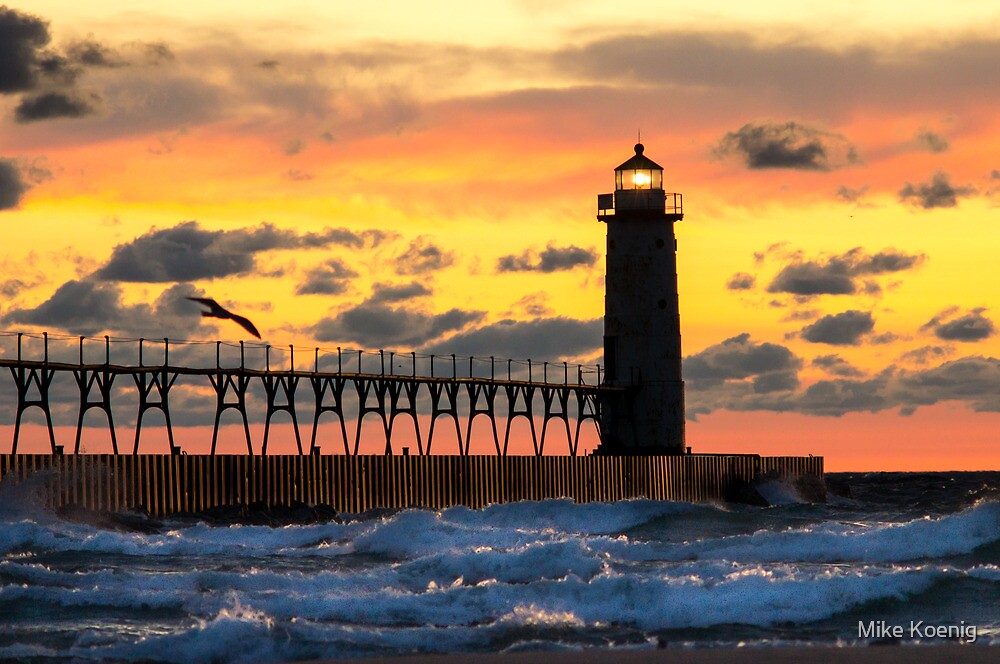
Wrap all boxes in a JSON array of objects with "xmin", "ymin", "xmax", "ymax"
[
  {"xmin": 508, "ymin": 292, "xmax": 552, "ymax": 317},
  {"xmin": 285, "ymin": 169, "xmax": 314, "ymax": 181},
  {"xmin": 367, "ymin": 281, "xmax": 432, "ymax": 305},
  {"xmin": 921, "ymin": 307, "xmax": 994, "ymax": 342},
  {"xmin": 715, "ymin": 121, "xmax": 857, "ymax": 171},
  {"xmin": 899, "ymin": 171, "xmax": 975, "ymax": 209},
  {"xmin": 800, "ymin": 310, "xmax": 875, "ymax": 345},
  {"xmin": 66, "ymin": 39, "xmax": 123, "ymax": 68},
  {"xmin": 295, "ymin": 259, "xmax": 359, "ymax": 295},
  {"xmin": 767, "ymin": 247, "xmax": 925, "ymax": 296},
  {"xmin": 393, "ymin": 236, "xmax": 455, "ymax": 275},
  {"xmin": 898, "ymin": 345, "xmax": 954, "ymax": 366},
  {"xmin": 284, "ymin": 138, "xmax": 304, "ymax": 156},
  {"xmin": 835, "ymin": 185, "xmax": 870, "ymax": 205},
  {"xmin": 913, "ymin": 128, "xmax": 949, "ymax": 153},
  {"xmin": 812, "ymin": 354, "xmax": 865, "ymax": 377},
  {"xmin": 426, "ymin": 317, "xmax": 602, "ymax": 360},
  {"xmin": 15, "ymin": 91, "xmax": 97, "ymax": 122},
  {"xmin": 313, "ymin": 304, "xmax": 483, "ymax": 349},
  {"xmin": 94, "ymin": 221, "xmax": 386, "ymax": 282},
  {"xmin": 0, "ymin": 158, "xmax": 28, "ymax": 209},
  {"xmin": 685, "ymin": 333, "xmax": 801, "ymax": 390},
  {"xmin": 0, "ymin": 6, "xmax": 53, "ymax": 93},
  {"xmin": 1, "ymin": 280, "xmax": 210, "ymax": 338},
  {"xmin": 497, "ymin": 243, "xmax": 598, "ymax": 273},
  {"xmin": 725, "ymin": 272, "xmax": 755, "ymax": 290}
]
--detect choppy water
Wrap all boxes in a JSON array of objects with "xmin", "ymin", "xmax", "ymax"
[{"xmin": 1, "ymin": 471, "xmax": 998, "ymax": 661}]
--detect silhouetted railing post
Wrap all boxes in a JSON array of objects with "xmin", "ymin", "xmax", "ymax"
[
  {"xmin": 104, "ymin": 336, "xmax": 110, "ymax": 366},
  {"xmin": 380, "ymin": 350, "xmax": 385, "ymax": 376},
  {"xmin": 507, "ymin": 359, "xmax": 512, "ymax": 381},
  {"xmin": 289, "ymin": 345, "xmax": 294, "ymax": 374},
  {"xmin": 216, "ymin": 341, "xmax": 221, "ymax": 369},
  {"xmin": 357, "ymin": 350, "xmax": 362, "ymax": 373},
  {"xmin": 564, "ymin": 362, "xmax": 568, "ymax": 385},
  {"xmin": 16, "ymin": 332, "xmax": 21, "ymax": 362},
  {"xmin": 451, "ymin": 354, "xmax": 456, "ymax": 379},
  {"xmin": 43, "ymin": 332, "xmax": 48, "ymax": 365},
  {"xmin": 597, "ymin": 364, "xmax": 602, "ymax": 385},
  {"xmin": 544, "ymin": 361, "xmax": 548, "ymax": 383},
  {"xmin": 314, "ymin": 347, "xmax": 319, "ymax": 373},
  {"xmin": 389, "ymin": 351, "xmax": 394, "ymax": 376},
  {"xmin": 528, "ymin": 359, "xmax": 532, "ymax": 382},
  {"xmin": 411, "ymin": 351, "xmax": 416, "ymax": 377},
  {"xmin": 469, "ymin": 355, "xmax": 474, "ymax": 378},
  {"xmin": 240, "ymin": 341, "xmax": 245, "ymax": 370},
  {"xmin": 79, "ymin": 336, "xmax": 84, "ymax": 365},
  {"xmin": 163, "ymin": 338, "xmax": 169, "ymax": 366},
  {"xmin": 266, "ymin": 345, "xmax": 271, "ymax": 372},
  {"xmin": 139, "ymin": 337, "xmax": 144, "ymax": 366}
]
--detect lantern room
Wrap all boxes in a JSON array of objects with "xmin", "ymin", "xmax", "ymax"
[
  {"xmin": 615, "ymin": 143, "xmax": 662, "ymax": 190},
  {"xmin": 597, "ymin": 143, "xmax": 682, "ymax": 221}
]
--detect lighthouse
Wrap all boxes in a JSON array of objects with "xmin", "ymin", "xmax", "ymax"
[{"xmin": 596, "ymin": 143, "xmax": 686, "ymax": 453}]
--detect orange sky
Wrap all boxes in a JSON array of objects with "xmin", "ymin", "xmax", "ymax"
[{"xmin": 2, "ymin": 2, "xmax": 1000, "ymax": 470}]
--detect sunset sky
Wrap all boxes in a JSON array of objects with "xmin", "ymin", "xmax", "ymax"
[{"xmin": 2, "ymin": 2, "xmax": 999, "ymax": 469}]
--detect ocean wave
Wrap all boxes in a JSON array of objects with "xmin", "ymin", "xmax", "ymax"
[{"xmin": 664, "ymin": 500, "xmax": 1000, "ymax": 563}]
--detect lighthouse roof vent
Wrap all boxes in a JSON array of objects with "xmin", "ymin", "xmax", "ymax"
[{"xmin": 615, "ymin": 143, "xmax": 663, "ymax": 172}]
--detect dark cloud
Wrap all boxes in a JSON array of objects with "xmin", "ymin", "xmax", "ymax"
[
  {"xmin": 94, "ymin": 221, "xmax": 385, "ymax": 282},
  {"xmin": 922, "ymin": 307, "xmax": 994, "ymax": 342},
  {"xmin": 892, "ymin": 357, "xmax": 1000, "ymax": 413},
  {"xmin": 284, "ymin": 138, "xmax": 304, "ymax": 156},
  {"xmin": 15, "ymin": 91, "xmax": 97, "ymax": 122},
  {"xmin": 812, "ymin": 354, "xmax": 865, "ymax": 377},
  {"xmin": 66, "ymin": 40, "xmax": 122, "ymax": 67},
  {"xmin": 800, "ymin": 310, "xmax": 875, "ymax": 345},
  {"xmin": 898, "ymin": 345, "xmax": 954, "ymax": 366},
  {"xmin": 715, "ymin": 121, "xmax": 855, "ymax": 171},
  {"xmin": 835, "ymin": 185, "xmax": 870, "ymax": 204},
  {"xmin": 684, "ymin": 333, "xmax": 801, "ymax": 388},
  {"xmin": 367, "ymin": 281, "xmax": 432, "ymax": 304},
  {"xmin": 899, "ymin": 171, "xmax": 975, "ymax": 209},
  {"xmin": 295, "ymin": 259, "xmax": 358, "ymax": 295},
  {"xmin": 555, "ymin": 32, "xmax": 1000, "ymax": 119},
  {"xmin": 426, "ymin": 317, "xmax": 602, "ymax": 360},
  {"xmin": 725, "ymin": 272, "xmax": 755, "ymax": 290},
  {"xmin": 313, "ymin": 303, "xmax": 483, "ymax": 349},
  {"xmin": 0, "ymin": 6, "xmax": 50, "ymax": 93},
  {"xmin": 393, "ymin": 237, "xmax": 455, "ymax": 275},
  {"xmin": 0, "ymin": 158, "xmax": 28, "ymax": 209},
  {"xmin": 497, "ymin": 243, "xmax": 598, "ymax": 273},
  {"xmin": 1, "ymin": 278, "xmax": 28, "ymax": 297},
  {"xmin": 767, "ymin": 247, "xmax": 925, "ymax": 296},
  {"xmin": 285, "ymin": 169, "xmax": 314, "ymax": 181},
  {"xmin": 914, "ymin": 128, "xmax": 949, "ymax": 153},
  {"xmin": 1, "ymin": 280, "xmax": 209, "ymax": 338}
]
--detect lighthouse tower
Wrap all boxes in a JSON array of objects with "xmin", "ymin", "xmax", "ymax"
[{"xmin": 596, "ymin": 143, "xmax": 686, "ymax": 453}]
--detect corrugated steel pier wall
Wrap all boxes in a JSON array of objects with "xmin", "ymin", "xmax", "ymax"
[{"xmin": 0, "ymin": 454, "xmax": 823, "ymax": 516}]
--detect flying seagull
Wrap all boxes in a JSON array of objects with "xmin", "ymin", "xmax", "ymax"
[{"xmin": 187, "ymin": 297, "xmax": 262, "ymax": 339}]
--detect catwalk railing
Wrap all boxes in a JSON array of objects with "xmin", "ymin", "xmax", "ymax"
[{"xmin": 1, "ymin": 332, "xmax": 614, "ymax": 457}]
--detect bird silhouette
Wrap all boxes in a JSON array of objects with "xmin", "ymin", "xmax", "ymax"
[{"xmin": 187, "ymin": 297, "xmax": 262, "ymax": 339}]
